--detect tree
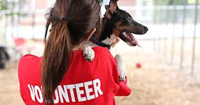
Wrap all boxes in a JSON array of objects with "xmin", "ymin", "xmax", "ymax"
[
  {"xmin": 154, "ymin": 0, "xmax": 188, "ymax": 5},
  {"xmin": 0, "ymin": 0, "xmax": 8, "ymax": 11}
]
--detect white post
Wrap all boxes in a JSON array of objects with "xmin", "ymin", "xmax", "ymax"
[{"xmin": 31, "ymin": 0, "xmax": 36, "ymax": 39}]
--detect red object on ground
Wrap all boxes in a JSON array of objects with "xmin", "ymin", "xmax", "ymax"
[
  {"xmin": 14, "ymin": 38, "xmax": 26, "ymax": 46},
  {"xmin": 136, "ymin": 63, "xmax": 142, "ymax": 68}
]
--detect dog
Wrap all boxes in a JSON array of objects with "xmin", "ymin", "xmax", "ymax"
[{"xmin": 82, "ymin": 0, "xmax": 148, "ymax": 81}]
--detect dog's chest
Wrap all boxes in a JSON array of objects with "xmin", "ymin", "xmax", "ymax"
[{"xmin": 102, "ymin": 34, "xmax": 116, "ymax": 45}]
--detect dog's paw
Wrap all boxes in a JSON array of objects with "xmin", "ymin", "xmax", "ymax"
[
  {"xmin": 115, "ymin": 54, "xmax": 127, "ymax": 81},
  {"xmin": 82, "ymin": 45, "xmax": 95, "ymax": 62}
]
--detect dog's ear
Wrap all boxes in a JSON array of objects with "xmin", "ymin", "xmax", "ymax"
[
  {"xmin": 108, "ymin": 0, "xmax": 118, "ymax": 14},
  {"xmin": 104, "ymin": 0, "xmax": 118, "ymax": 19},
  {"xmin": 105, "ymin": 5, "xmax": 109, "ymax": 10}
]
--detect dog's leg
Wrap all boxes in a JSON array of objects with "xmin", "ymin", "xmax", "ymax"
[
  {"xmin": 82, "ymin": 41, "xmax": 97, "ymax": 62},
  {"xmin": 115, "ymin": 54, "xmax": 127, "ymax": 81},
  {"xmin": 82, "ymin": 45, "xmax": 95, "ymax": 62}
]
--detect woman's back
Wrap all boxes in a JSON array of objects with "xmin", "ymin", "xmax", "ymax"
[
  {"xmin": 18, "ymin": 0, "xmax": 131, "ymax": 105},
  {"xmin": 18, "ymin": 47, "xmax": 131, "ymax": 105}
]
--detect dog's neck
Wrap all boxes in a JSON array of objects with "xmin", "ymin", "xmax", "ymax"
[
  {"xmin": 99, "ymin": 18, "xmax": 115, "ymax": 41},
  {"xmin": 96, "ymin": 33, "xmax": 116, "ymax": 50},
  {"xmin": 102, "ymin": 34, "xmax": 116, "ymax": 45},
  {"xmin": 96, "ymin": 17, "xmax": 117, "ymax": 49}
]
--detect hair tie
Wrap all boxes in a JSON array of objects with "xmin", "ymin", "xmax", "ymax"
[
  {"xmin": 59, "ymin": 17, "xmax": 69, "ymax": 23},
  {"xmin": 60, "ymin": 17, "xmax": 67, "ymax": 21}
]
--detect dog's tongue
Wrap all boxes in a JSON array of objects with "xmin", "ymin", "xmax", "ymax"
[{"xmin": 125, "ymin": 32, "xmax": 142, "ymax": 47}]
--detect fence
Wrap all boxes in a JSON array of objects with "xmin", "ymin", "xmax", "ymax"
[
  {"xmin": 155, "ymin": 0, "xmax": 199, "ymax": 75},
  {"xmin": 121, "ymin": 0, "xmax": 200, "ymax": 76},
  {"xmin": 0, "ymin": 0, "xmax": 200, "ymax": 75}
]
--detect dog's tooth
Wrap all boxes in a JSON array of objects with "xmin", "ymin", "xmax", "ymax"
[{"xmin": 124, "ymin": 32, "xmax": 127, "ymax": 37}]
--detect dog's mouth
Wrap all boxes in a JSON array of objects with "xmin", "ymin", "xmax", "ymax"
[{"xmin": 120, "ymin": 32, "xmax": 141, "ymax": 47}]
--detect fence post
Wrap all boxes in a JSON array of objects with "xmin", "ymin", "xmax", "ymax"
[
  {"xmin": 154, "ymin": 1, "xmax": 159, "ymax": 52},
  {"xmin": 31, "ymin": 0, "xmax": 36, "ymax": 39},
  {"xmin": 170, "ymin": 0, "xmax": 177, "ymax": 64},
  {"xmin": 164, "ymin": 0, "xmax": 169, "ymax": 57},
  {"xmin": 180, "ymin": 0, "xmax": 187, "ymax": 69},
  {"xmin": 191, "ymin": 0, "xmax": 199, "ymax": 75}
]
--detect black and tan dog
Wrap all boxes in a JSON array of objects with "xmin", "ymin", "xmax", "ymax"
[
  {"xmin": 82, "ymin": 0, "xmax": 148, "ymax": 81},
  {"xmin": 95, "ymin": 0, "xmax": 148, "ymax": 49}
]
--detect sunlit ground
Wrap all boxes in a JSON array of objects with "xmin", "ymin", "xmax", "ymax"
[{"xmin": 0, "ymin": 39, "xmax": 200, "ymax": 105}]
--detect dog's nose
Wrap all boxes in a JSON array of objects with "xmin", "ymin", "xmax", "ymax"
[{"xmin": 144, "ymin": 26, "xmax": 148, "ymax": 32}]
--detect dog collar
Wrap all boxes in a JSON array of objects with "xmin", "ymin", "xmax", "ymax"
[{"xmin": 96, "ymin": 41, "xmax": 111, "ymax": 50}]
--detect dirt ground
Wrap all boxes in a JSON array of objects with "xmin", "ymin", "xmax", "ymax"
[{"xmin": 0, "ymin": 40, "xmax": 200, "ymax": 105}]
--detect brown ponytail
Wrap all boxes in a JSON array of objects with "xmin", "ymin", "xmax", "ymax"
[
  {"xmin": 42, "ymin": 20, "xmax": 72, "ymax": 104},
  {"xmin": 41, "ymin": 0, "xmax": 101, "ymax": 105}
]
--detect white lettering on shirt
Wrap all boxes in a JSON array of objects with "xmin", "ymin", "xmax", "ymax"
[
  {"xmin": 58, "ymin": 85, "xmax": 70, "ymax": 103},
  {"xmin": 93, "ymin": 79, "xmax": 103, "ymax": 97},
  {"xmin": 84, "ymin": 81, "xmax": 95, "ymax": 100},
  {"xmin": 27, "ymin": 79, "xmax": 103, "ymax": 103},
  {"xmin": 67, "ymin": 84, "xmax": 76, "ymax": 102},
  {"xmin": 28, "ymin": 84, "xmax": 36, "ymax": 102},
  {"xmin": 75, "ymin": 83, "xmax": 86, "ymax": 102},
  {"xmin": 54, "ymin": 89, "xmax": 59, "ymax": 104},
  {"xmin": 34, "ymin": 85, "xmax": 43, "ymax": 103}
]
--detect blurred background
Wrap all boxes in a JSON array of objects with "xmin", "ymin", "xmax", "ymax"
[{"xmin": 0, "ymin": 0, "xmax": 200, "ymax": 105}]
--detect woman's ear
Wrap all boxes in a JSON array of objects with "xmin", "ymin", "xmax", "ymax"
[{"xmin": 86, "ymin": 28, "xmax": 96, "ymax": 41}]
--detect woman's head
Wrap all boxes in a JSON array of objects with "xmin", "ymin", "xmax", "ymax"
[
  {"xmin": 45, "ymin": 0, "xmax": 101, "ymax": 45},
  {"xmin": 42, "ymin": 0, "xmax": 101, "ymax": 104}
]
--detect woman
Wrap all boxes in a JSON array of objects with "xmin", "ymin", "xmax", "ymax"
[{"xmin": 18, "ymin": 0, "xmax": 131, "ymax": 105}]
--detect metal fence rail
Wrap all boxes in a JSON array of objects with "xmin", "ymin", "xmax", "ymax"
[{"xmin": 153, "ymin": 0, "xmax": 200, "ymax": 75}]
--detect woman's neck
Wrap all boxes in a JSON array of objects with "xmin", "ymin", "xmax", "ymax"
[
  {"xmin": 72, "ymin": 41, "xmax": 84, "ymax": 51},
  {"xmin": 72, "ymin": 46, "xmax": 81, "ymax": 51}
]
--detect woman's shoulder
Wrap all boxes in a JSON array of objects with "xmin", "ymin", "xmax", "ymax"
[
  {"xmin": 20, "ymin": 54, "xmax": 40, "ymax": 60},
  {"xmin": 19, "ymin": 54, "xmax": 41, "ymax": 63},
  {"xmin": 92, "ymin": 46, "xmax": 112, "ymax": 57},
  {"xmin": 91, "ymin": 46, "xmax": 116, "ymax": 63},
  {"xmin": 18, "ymin": 54, "xmax": 41, "ymax": 72}
]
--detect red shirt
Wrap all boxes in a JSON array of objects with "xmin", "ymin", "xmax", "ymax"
[{"xmin": 18, "ymin": 47, "xmax": 131, "ymax": 105}]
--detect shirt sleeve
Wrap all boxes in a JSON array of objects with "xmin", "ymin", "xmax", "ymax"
[
  {"xmin": 18, "ymin": 54, "xmax": 41, "ymax": 104},
  {"xmin": 18, "ymin": 55, "xmax": 28, "ymax": 103},
  {"xmin": 109, "ymin": 53, "xmax": 132, "ymax": 96}
]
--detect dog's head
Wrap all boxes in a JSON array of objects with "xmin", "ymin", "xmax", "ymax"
[{"xmin": 104, "ymin": 0, "xmax": 148, "ymax": 46}]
